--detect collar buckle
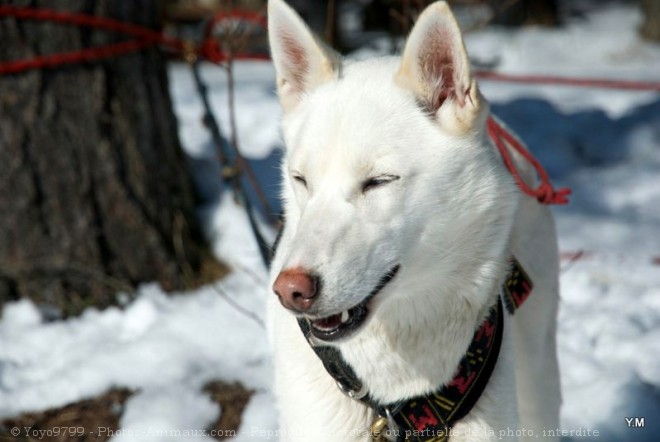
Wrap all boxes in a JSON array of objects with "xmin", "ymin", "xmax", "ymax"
[{"xmin": 370, "ymin": 408, "xmax": 399, "ymax": 441}]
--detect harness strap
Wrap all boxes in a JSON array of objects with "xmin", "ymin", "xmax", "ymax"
[
  {"xmin": 298, "ymin": 318, "xmax": 367, "ymax": 397},
  {"xmin": 391, "ymin": 298, "xmax": 503, "ymax": 441},
  {"xmin": 502, "ymin": 257, "xmax": 534, "ymax": 314}
]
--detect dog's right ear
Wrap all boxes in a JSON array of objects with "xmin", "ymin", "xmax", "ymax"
[{"xmin": 268, "ymin": 0, "xmax": 341, "ymax": 113}]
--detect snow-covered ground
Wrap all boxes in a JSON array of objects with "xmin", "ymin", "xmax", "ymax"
[{"xmin": 1, "ymin": 3, "xmax": 659, "ymax": 441}]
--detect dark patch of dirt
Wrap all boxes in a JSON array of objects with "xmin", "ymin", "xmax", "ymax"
[
  {"xmin": 0, "ymin": 381, "xmax": 254, "ymax": 442},
  {"xmin": 204, "ymin": 381, "xmax": 254, "ymax": 439},
  {"xmin": 0, "ymin": 388, "xmax": 133, "ymax": 442}
]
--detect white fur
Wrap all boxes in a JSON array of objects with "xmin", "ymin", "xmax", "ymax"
[{"xmin": 267, "ymin": 1, "xmax": 561, "ymax": 440}]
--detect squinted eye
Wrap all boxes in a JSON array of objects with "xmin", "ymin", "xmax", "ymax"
[
  {"xmin": 361, "ymin": 174, "xmax": 400, "ymax": 193},
  {"xmin": 292, "ymin": 174, "xmax": 307, "ymax": 188}
]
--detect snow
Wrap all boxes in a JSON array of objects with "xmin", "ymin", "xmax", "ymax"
[
  {"xmin": 468, "ymin": 5, "xmax": 660, "ymax": 117},
  {"xmin": 1, "ymin": 3, "xmax": 659, "ymax": 441},
  {"xmin": 114, "ymin": 386, "xmax": 220, "ymax": 442},
  {"xmin": 0, "ymin": 229, "xmax": 276, "ymax": 440},
  {"xmin": 559, "ymin": 254, "xmax": 660, "ymax": 435},
  {"xmin": 168, "ymin": 61, "xmax": 280, "ymax": 160}
]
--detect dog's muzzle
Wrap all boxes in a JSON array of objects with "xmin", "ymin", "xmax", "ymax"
[{"xmin": 305, "ymin": 265, "xmax": 400, "ymax": 342}]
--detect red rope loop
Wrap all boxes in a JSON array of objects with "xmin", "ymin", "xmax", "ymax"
[
  {"xmin": 487, "ymin": 116, "xmax": 571, "ymax": 205},
  {"xmin": 0, "ymin": 5, "xmax": 268, "ymax": 74}
]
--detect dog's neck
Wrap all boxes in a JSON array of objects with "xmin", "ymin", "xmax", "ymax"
[{"xmin": 337, "ymin": 253, "xmax": 511, "ymax": 405}]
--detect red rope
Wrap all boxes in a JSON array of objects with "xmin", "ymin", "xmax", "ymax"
[
  {"xmin": 559, "ymin": 250, "xmax": 660, "ymax": 266},
  {"xmin": 2, "ymin": 5, "xmax": 660, "ymax": 93},
  {"xmin": 0, "ymin": 40, "xmax": 156, "ymax": 75},
  {"xmin": 0, "ymin": 5, "xmax": 267, "ymax": 75},
  {"xmin": 487, "ymin": 116, "xmax": 571, "ymax": 205},
  {"xmin": 475, "ymin": 70, "xmax": 660, "ymax": 92}
]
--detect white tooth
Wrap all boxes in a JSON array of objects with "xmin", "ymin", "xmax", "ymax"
[{"xmin": 341, "ymin": 311, "xmax": 350, "ymax": 323}]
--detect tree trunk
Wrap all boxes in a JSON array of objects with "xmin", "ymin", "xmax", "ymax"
[
  {"xmin": 492, "ymin": 0, "xmax": 560, "ymax": 27},
  {"xmin": 0, "ymin": 0, "xmax": 223, "ymax": 316},
  {"xmin": 640, "ymin": 0, "xmax": 660, "ymax": 41}
]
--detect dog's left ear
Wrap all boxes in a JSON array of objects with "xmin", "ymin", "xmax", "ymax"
[
  {"xmin": 268, "ymin": 0, "xmax": 341, "ymax": 113},
  {"xmin": 396, "ymin": 1, "xmax": 486, "ymax": 134}
]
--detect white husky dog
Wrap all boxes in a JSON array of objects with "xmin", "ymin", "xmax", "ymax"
[{"xmin": 267, "ymin": 0, "xmax": 561, "ymax": 440}]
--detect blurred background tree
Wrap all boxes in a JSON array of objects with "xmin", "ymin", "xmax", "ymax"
[
  {"xmin": 284, "ymin": 0, "xmax": 563, "ymax": 52},
  {"xmin": 640, "ymin": 0, "xmax": 660, "ymax": 41},
  {"xmin": 490, "ymin": 0, "xmax": 559, "ymax": 26},
  {"xmin": 0, "ymin": 0, "xmax": 223, "ymax": 316},
  {"xmin": 165, "ymin": 1, "xmax": 659, "ymax": 52}
]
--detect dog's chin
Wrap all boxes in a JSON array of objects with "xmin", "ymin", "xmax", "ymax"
[{"xmin": 304, "ymin": 265, "xmax": 400, "ymax": 343}]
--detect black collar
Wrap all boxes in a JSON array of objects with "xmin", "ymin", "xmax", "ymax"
[{"xmin": 297, "ymin": 258, "xmax": 532, "ymax": 441}]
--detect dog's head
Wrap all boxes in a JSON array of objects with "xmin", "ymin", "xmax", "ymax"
[{"xmin": 268, "ymin": 0, "xmax": 518, "ymax": 342}]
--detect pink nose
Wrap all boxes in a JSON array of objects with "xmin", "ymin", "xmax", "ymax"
[{"xmin": 272, "ymin": 268, "xmax": 319, "ymax": 312}]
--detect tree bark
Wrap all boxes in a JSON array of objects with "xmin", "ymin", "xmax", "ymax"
[
  {"xmin": 640, "ymin": 0, "xmax": 660, "ymax": 41},
  {"xmin": 491, "ymin": 0, "xmax": 560, "ymax": 27},
  {"xmin": 0, "ymin": 0, "xmax": 223, "ymax": 315}
]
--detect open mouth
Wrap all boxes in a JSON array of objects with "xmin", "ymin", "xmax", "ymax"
[{"xmin": 307, "ymin": 265, "xmax": 400, "ymax": 342}]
